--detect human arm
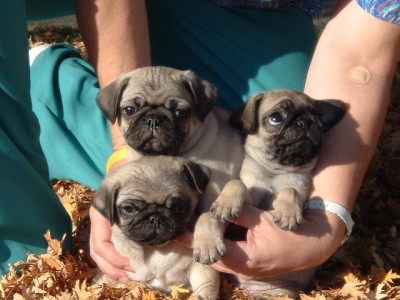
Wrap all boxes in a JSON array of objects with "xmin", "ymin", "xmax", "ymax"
[
  {"xmin": 76, "ymin": 0, "xmax": 151, "ymax": 151},
  {"xmin": 75, "ymin": 0, "xmax": 151, "ymax": 280},
  {"xmin": 305, "ymin": 0, "xmax": 400, "ymax": 209},
  {"xmin": 208, "ymin": 0, "xmax": 400, "ymax": 278}
]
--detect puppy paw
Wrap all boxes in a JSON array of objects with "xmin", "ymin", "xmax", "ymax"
[
  {"xmin": 271, "ymin": 188, "xmax": 303, "ymax": 230},
  {"xmin": 210, "ymin": 201, "xmax": 241, "ymax": 222},
  {"xmin": 272, "ymin": 208, "xmax": 303, "ymax": 230},
  {"xmin": 193, "ymin": 237, "xmax": 226, "ymax": 265},
  {"xmin": 210, "ymin": 179, "xmax": 248, "ymax": 222}
]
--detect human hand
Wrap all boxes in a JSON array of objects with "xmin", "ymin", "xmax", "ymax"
[
  {"xmin": 177, "ymin": 204, "xmax": 345, "ymax": 280},
  {"xmin": 89, "ymin": 195, "xmax": 133, "ymax": 281}
]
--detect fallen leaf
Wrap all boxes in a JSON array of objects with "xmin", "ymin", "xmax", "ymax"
[
  {"xmin": 374, "ymin": 282, "xmax": 388, "ymax": 300},
  {"xmin": 170, "ymin": 284, "xmax": 191, "ymax": 299},
  {"xmin": 382, "ymin": 270, "xmax": 400, "ymax": 287}
]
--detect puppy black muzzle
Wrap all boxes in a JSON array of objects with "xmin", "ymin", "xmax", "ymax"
[
  {"xmin": 149, "ymin": 214, "xmax": 164, "ymax": 228},
  {"xmin": 145, "ymin": 115, "xmax": 160, "ymax": 132},
  {"xmin": 124, "ymin": 110, "xmax": 181, "ymax": 155},
  {"xmin": 122, "ymin": 210, "xmax": 187, "ymax": 246}
]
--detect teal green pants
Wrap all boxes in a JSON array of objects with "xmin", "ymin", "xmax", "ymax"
[
  {"xmin": 0, "ymin": 0, "xmax": 316, "ymax": 274},
  {"xmin": 0, "ymin": 0, "xmax": 74, "ymax": 275}
]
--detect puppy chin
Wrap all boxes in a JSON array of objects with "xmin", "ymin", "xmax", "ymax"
[
  {"xmin": 122, "ymin": 224, "xmax": 187, "ymax": 246},
  {"xmin": 137, "ymin": 237, "xmax": 175, "ymax": 247},
  {"xmin": 135, "ymin": 138, "xmax": 178, "ymax": 155},
  {"xmin": 274, "ymin": 147, "xmax": 320, "ymax": 167},
  {"xmin": 124, "ymin": 125, "xmax": 187, "ymax": 155},
  {"xmin": 267, "ymin": 130, "xmax": 322, "ymax": 167}
]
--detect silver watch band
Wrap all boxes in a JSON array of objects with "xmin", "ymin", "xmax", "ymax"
[{"xmin": 304, "ymin": 200, "xmax": 355, "ymax": 244}]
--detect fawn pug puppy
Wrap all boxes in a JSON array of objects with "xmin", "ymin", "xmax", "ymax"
[
  {"xmin": 96, "ymin": 66, "xmax": 244, "ymax": 264},
  {"xmin": 92, "ymin": 156, "xmax": 220, "ymax": 299},
  {"xmin": 213, "ymin": 89, "xmax": 346, "ymax": 229},
  {"xmin": 211, "ymin": 89, "xmax": 346, "ymax": 297}
]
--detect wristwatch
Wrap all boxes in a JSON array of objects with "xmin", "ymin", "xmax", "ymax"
[{"xmin": 304, "ymin": 199, "xmax": 355, "ymax": 245}]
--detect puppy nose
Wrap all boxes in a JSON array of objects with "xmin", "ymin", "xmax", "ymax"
[
  {"xmin": 145, "ymin": 115, "xmax": 160, "ymax": 131},
  {"xmin": 149, "ymin": 214, "xmax": 164, "ymax": 228}
]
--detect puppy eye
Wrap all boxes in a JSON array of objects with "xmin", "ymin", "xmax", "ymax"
[
  {"xmin": 120, "ymin": 204, "xmax": 137, "ymax": 215},
  {"xmin": 123, "ymin": 106, "xmax": 136, "ymax": 116},
  {"xmin": 174, "ymin": 109, "xmax": 188, "ymax": 119},
  {"xmin": 172, "ymin": 198, "xmax": 189, "ymax": 216},
  {"xmin": 268, "ymin": 112, "xmax": 284, "ymax": 126}
]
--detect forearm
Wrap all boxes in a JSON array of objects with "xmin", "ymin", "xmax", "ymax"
[
  {"xmin": 76, "ymin": 0, "xmax": 150, "ymax": 86},
  {"xmin": 187, "ymin": 1, "xmax": 400, "ymax": 280},
  {"xmin": 305, "ymin": 1, "xmax": 400, "ymax": 216},
  {"xmin": 76, "ymin": 0, "xmax": 151, "ymax": 151}
]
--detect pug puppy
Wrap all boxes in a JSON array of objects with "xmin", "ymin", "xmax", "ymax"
[
  {"xmin": 96, "ymin": 66, "xmax": 244, "ymax": 265},
  {"xmin": 212, "ymin": 89, "xmax": 346, "ymax": 229},
  {"xmin": 211, "ymin": 89, "xmax": 346, "ymax": 298},
  {"xmin": 92, "ymin": 156, "xmax": 220, "ymax": 299}
]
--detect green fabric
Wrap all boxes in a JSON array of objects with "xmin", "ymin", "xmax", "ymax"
[
  {"xmin": 30, "ymin": 44, "xmax": 112, "ymax": 190},
  {"xmin": 147, "ymin": 0, "xmax": 317, "ymax": 111},
  {"xmin": 0, "ymin": 1, "xmax": 72, "ymax": 275},
  {"xmin": 25, "ymin": 0, "xmax": 75, "ymax": 20}
]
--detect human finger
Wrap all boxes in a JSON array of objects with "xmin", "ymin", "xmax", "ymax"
[
  {"xmin": 89, "ymin": 207, "xmax": 134, "ymax": 277},
  {"xmin": 232, "ymin": 204, "xmax": 266, "ymax": 229},
  {"xmin": 210, "ymin": 238, "xmax": 258, "ymax": 280},
  {"xmin": 89, "ymin": 235, "xmax": 130, "ymax": 281}
]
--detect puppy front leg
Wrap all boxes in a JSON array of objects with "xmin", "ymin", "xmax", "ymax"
[
  {"xmin": 271, "ymin": 188, "xmax": 303, "ymax": 230},
  {"xmin": 189, "ymin": 263, "xmax": 220, "ymax": 300},
  {"xmin": 193, "ymin": 212, "xmax": 226, "ymax": 264},
  {"xmin": 210, "ymin": 179, "xmax": 250, "ymax": 222}
]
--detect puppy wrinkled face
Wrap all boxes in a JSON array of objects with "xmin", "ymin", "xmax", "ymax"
[
  {"xmin": 120, "ymin": 94, "xmax": 192, "ymax": 155},
  {"xmin": 118, "ymin": 69, "xmax": 199, "ymax": 155},
  {"xmin": 257, "ymin": 91, "xmax": 325, "ymax": 167},
  {"xmin": 115, "ymin": 163, "xmax": 200, "ymax": 246}
]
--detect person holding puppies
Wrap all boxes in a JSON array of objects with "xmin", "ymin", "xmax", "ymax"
[
  {"xmin": 88, "ymin": 0, "xmax": 400, "ymax": 290},
  {"xmin": 1, "ymin": 1, "xmax": 399, "ymax": 298}
]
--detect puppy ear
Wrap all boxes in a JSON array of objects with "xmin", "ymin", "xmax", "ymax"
[
  {"xmin": 92, "ymin": 181, "xmax": 121, "ymax": 225},
  {"xmin": 230, "ymin": 93, "xmax": 264, "ymax": 134},
  {"xmin": 96, "ymin": 76, "xmax": 130, "ymax": 124},
  {"xmin": 181, "ymin": 160, "xmax": 211, "ymax": 194},
  {"xmin": 181, "ymin": 70, "xmax": 218, "ymax": 122},
  {"xmin": 315, "ymin": 99, "xmax": 346, "ymax": 132}
]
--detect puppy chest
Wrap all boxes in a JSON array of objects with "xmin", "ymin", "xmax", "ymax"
[{"xmin": 132, "ymin": 249, "xmax": 193, "ymax": 291}]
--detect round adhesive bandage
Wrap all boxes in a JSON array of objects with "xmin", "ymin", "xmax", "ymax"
[{"xmin": 348, "ymin": 66, "xmax": 371, "ymax": 84}]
